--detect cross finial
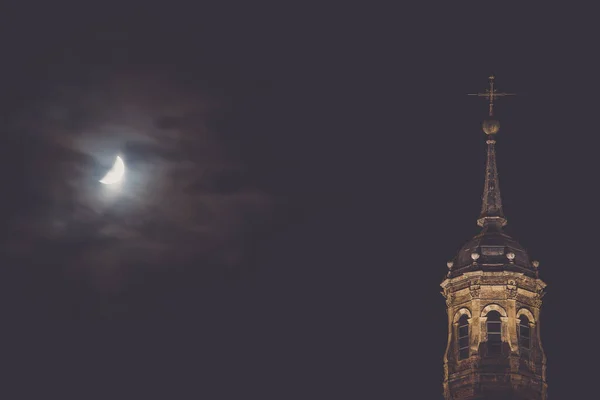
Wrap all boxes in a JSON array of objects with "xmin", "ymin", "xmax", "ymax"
[{"xmin": 468, "ymin": 75, "xmax": 516, "ymax": 117}]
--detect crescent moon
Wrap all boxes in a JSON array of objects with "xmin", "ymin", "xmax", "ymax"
[{"xmin": 100, "ymin": 156, "xmax": 125, "ymax": 185}]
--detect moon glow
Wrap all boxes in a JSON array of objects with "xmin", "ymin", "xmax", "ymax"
[{"xmin": 100, "ymin": 156, "xmax": 125, "ymax": 185}]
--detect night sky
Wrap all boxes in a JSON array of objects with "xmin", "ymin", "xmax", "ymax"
[{"xmin": 0, "ymin": 4, "xmax": 597, "ymax": 399}]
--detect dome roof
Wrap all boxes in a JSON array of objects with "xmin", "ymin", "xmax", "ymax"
[{"xmin": 449, "ymin": 223, "xmax": 536, "ymax": 278}]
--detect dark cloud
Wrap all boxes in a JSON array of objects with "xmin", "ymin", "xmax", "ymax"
[{"xmin": 2, "ymin": 67, "xmax": 273, "ymax": 293}]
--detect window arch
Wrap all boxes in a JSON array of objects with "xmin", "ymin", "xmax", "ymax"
[
  {"xmin": 487, "ymin": 310, "xmax": 502, "ymax": 355},
  {"xmin": 481, "ymin": 303, "xmax": 507, "ymax": 318},
  {"xmin": 453, "ymin": 308, "xmax": 472, "ymax": 323},
  {"xmin": 458, "ymin": 314, "xmax": 470, "ymax": 360},
  {"xmin": 519, "ymin": 315, "xmax": 531, "ymax": 354},
  {"xmin": 516, "ymin": 308, "xmax": 535, "ymax": 323}
]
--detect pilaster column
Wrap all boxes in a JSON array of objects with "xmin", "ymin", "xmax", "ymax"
[
  {"xmin": 506, "ymin": 299, "xmax": 519, "ymax": 354},
  {"xmin": 470, "ymin": 299, "xmax": 481, "ymax": 355}
]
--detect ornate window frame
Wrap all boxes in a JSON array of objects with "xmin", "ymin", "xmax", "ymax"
[
  {"xmin": 517, "ymin": 307, "xmax": 535, "ymax": 357},
  {"xmin": 453, "ymin": 308, "xmax": 472, "ymax": 360},
  {"xmin": 480, "ymin": 304, "xmax": 508, "ymax": 356}
]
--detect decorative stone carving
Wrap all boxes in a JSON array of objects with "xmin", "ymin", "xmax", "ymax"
[
  {"xmin": 446, "ymin": 292, "xmax": 455, "ymax": 307},
  {"xmin": 535, "ymin": 284, "xmax": 546, "ymax": 298},
  {"xmin": 469, "ymin": 280, "xmax": 481, "ymax": 299},
  {"xmin": 506, "ymin": 280, "xmax": 518, "ymax": 299},
  {"xmin": 533, "ymin": 284, "xmax": 545, "ymax": 308}
]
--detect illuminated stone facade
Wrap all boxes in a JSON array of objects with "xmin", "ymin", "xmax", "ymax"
[
  {"xmin": 442, "ymin": 77, "xmax": 547, "ymax": 399},
  {"xmin": 441, "ymin": 270, "xmax": 547, "ymax": 399}
]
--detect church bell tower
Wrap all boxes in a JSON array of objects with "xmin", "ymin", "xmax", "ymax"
[{"xmin": 441, "ymin": 76, "xmax": 547, "ymax": 400}]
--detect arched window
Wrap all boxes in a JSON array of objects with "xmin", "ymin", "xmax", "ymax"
[
  {"xmin": 487, "ymin": 311, "xmax": 502, "ymax": 355},
  {"xmin": 519, "ymin": 315, "xmax": 531, "ymax": 354},
  {"xmin": 458, "ymin": 314, "xmax": 469, "ymax": 360}
]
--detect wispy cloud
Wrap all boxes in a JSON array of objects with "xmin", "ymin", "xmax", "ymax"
[{"xmin": 3, "ymin": 68, "xmax": 273, "ymax": 291}]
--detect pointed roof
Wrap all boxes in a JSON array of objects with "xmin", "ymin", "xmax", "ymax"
[
  {"xmin": 467, "ymin": 75, "xmax": 515, "ymax": 227},
  {"xmin": 477, "ymin": 137, "xmax": 506, "ymax": 227}
]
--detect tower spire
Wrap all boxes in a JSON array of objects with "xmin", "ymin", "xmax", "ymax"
[
  {"xmin": 478, "ymin": 135, "xmax": 505, "ymax": 227},
  {"xmin": 468, "ymin": 76, "xmax": 516, "ymax": 227}
]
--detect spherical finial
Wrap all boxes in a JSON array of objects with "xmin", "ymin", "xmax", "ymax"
[
  {"xmin": 506, "ymin": 252, "xmax": 516, "ymax": 261},
  {"xmin": 482, "ymin": 119, "xmax": 500, "ymax": 135},
  {"xmin": 471, "ymin": 252, "xmax": 480, "ymax": 261},
  {"xmin": 532, "ymin": 260, "xmax": 540, "ymax": 268},
  {"xmin": 447, "ymin": 261, "xmax": 454, "ymax": 269}
]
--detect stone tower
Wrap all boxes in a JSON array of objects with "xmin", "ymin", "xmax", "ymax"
[{"xmin": 441, "ymin": 76, "xmax": 547, "ymax": 400}]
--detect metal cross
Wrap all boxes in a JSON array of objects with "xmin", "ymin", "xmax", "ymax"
[{"xmin": 468, "ymin": 75, "xmax": 516, "ymax": 117}]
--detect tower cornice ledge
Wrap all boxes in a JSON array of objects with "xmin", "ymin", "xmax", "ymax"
[{"xmin": 442, "ymin": 272, "xmax": 545, "ymax": 291}]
